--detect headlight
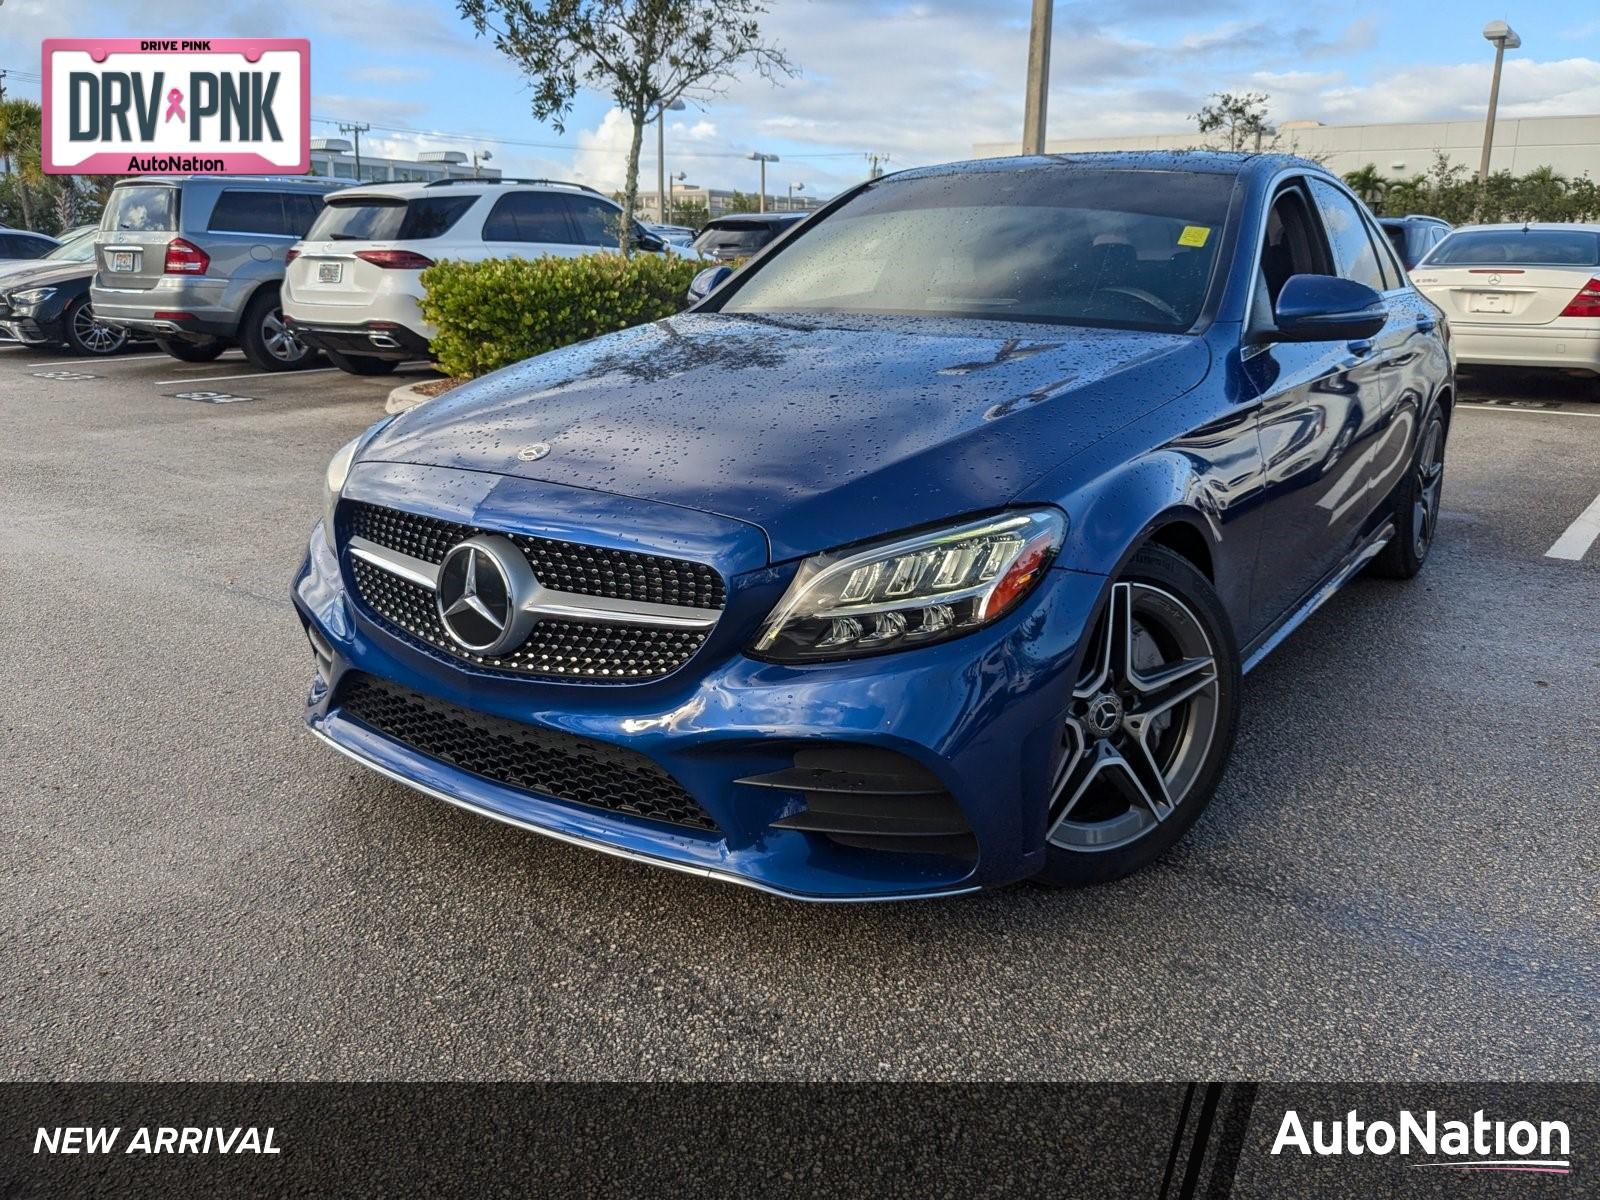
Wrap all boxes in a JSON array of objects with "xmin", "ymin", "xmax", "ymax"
[
  {"xmin": 10, "ymin": 287, "xmax": 56, "ymax": 307},
  {"xmin": 323, "ymin": 435, "xmax": 360, "ymax": 534},
  {"xmin": 752, "ymin": 508, "xmax": 1066, "ymax": 662}
]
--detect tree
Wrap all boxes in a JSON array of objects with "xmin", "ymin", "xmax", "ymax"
[
  {"xmin": 1342, "ymin": 163, "xmax": 1388, "ymax": 207},
  {"xmin": 723, "ymin": 189, "xmax": 761, "ymax": 214},
  {"xmin": 667, "ymin": 198, "xmax": 708, "ymax": 227},
  {"xmin": 0, "ymin": 99, "xmax": 44, "ymax": 230},
  {"xmin": 456, "ymin": 0, "xmax": 793, "ymax": 253},
  {"xmin": 1192, "ymin": 92, "xmax": 1275, "ymax": 153}
]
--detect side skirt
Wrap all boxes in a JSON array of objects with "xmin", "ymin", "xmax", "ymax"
[{"xmin": 1240, "ymin": 520, "xmax": 1395, "ymax": 675}]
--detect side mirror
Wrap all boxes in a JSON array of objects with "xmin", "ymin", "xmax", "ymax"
[
  {"xmin": 686, "ymin": 265, "xmax": 733, "ymax": 305},
  {"xmin": 1264, "ymin": 274, "xmax": 1386, "ymax": 343},
  {"xmin": 631, "ymin": 225, "xmax": 665, "ymax": 253}
]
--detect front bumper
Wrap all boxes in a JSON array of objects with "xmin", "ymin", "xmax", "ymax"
[
  {"xmin": 291, "ymin": 476, "xmax": 1102, "ymax": 902},
  {"xmin": 0, "ymin": 314, "xmax": 60, "ymax": 345}
]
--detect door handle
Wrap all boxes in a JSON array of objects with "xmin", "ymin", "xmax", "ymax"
[
  {"xmin": 1347, "ymin": 339, "xmax": 1374, "ymax": 357},
  {"xmin": 1415, "ymin": 317, "xmax": 1437, "ymax": 333}
]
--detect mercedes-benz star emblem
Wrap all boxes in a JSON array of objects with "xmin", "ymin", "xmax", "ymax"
[
  {"xmin": 435, "ymin": 536, "xmax": 536, "ymax": 656},
  {"xmin": 517, "ymin": 443, "xmax": 551, "ymax": 462},
  {"xmin": 1086, "ymin": 693, "xmax": 1125, "ymax": 739}
]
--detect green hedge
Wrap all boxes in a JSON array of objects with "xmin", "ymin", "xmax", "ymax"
[{"xmin": 419, "ymin": 253, "xmax": 705, "ymax": 378}]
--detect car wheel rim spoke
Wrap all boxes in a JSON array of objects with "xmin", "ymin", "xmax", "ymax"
[
  {"xmin": 263, "ymin": 311, "xmax": 303, "ymax": 360},
  {"xmin": 1050, "ymin": 580, "xmax": 1221, "ymax": 853},
  {"xmin": 74, "ymin": 306, "xmax": 123, "ymax": 354}
]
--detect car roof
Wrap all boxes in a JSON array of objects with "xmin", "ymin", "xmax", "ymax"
[
  {"xmin": 705, "ymin": 212, "xmax": 806, "ymax": 225},
  {"xmin": 886, "ymin": 150, "xmax": 1326, "ymax": 185},
  {"xmin": 323, "ymin": 177, "xmax": 613, "ymax": 203},
  {"xmin": 1444, "ymin": 222, "xmax": 1600, "ymax": 233},
  {"xmin": 112, "ymin": 174, "xmax": 344, "ymax": 190},
  {"xmin": 1378, "ymin": 215, "xmax": 1450, "ymax": 226}
]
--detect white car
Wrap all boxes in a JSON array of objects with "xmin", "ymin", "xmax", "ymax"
[
  {"xmin": 1410, "ymin": 223, "xmax": 1600, "ymax": 379},
  {"xmin": 282, "ymin": 178, "xmax": 692, "ymax": 375}
]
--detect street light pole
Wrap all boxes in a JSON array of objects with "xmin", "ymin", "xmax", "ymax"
[
  {"xmin": 656, "ymin": 99, "xmax": 686, "ymax": 223},
  {"xmin": 748, "ymin": 152, "xmax": 779, "ymax": 212},
  {"xmin": 787, "ymin": 181, "xmax": 804, "ymax": 211},
  {"xmin": 1477, "ymin": 20, "xmax": 1521, "ymax": 183},
  {"xmin": 1022, "ymin": 0, "xmax": 1053, "ymax": 154}
]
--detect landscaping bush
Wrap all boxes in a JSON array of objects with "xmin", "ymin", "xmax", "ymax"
[{"xmin": 420, "ymin": 252, "xmax": 705, "ymax": 378}]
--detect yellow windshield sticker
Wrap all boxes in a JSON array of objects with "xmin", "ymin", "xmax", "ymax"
[{"xmin": 1178, "ymin": 225, "xmax": 1211, "ymax": 248}]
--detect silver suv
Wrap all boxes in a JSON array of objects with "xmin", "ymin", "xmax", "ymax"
[{"xmin": 91, "ymin": 175, "xmax": 345, "ymax": 370}]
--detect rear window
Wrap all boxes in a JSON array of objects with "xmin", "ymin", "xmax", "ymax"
[
  {"xmin": 1380, "ymin": 224, "xmax": 1407, "ymax": 260},
  {"xmin": 103, "ymin": 186, "xmax": 178, "ymax": 232},
  {"xmin": 307, "ymin": 195, "xmax": 476, "ymax": 242},
  {"xmin": 692, "ymin": 221, "xmax": 788, "ymax": 254},
  {"xmin": 1427, "ymin": 229, "xmax": 1600, "ymax": 267}
]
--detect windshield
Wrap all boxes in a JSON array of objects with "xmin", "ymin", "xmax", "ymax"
[
  {"xmin": 719, "ymin": 167, "xmax": 1235, "ymax": 332},
  {"xmin": 1426, "ymin": 229, "xmax": 1600, "ymax": 268},
  {"xmin": 306, "ymin": 195, "xmax": 477, "ymax": 242},
  {"xmin": 45, "ymin": 228, "xmax": 98, "ymax": 262}
]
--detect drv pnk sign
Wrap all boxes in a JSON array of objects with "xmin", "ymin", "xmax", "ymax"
[{"xmin": 42, "ymin": 39, "xmax": 309, "ymax": 175}]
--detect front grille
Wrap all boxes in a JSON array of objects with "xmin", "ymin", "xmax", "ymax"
[
  {"xmin": 344, "ymin": 502, "xmax": 723, "ymax": 681},
  {"xmin": 349, "ymin": 502, "xmax": 726, "ymax": 608},
  {"xmin": 337, "ymin": 674, "xmax": 718, "ymax": 832}
]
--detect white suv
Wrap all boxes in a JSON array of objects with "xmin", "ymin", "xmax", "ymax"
[{"xmin": 282, "ymin": 178, "xmax": 688, "ymax": 375}]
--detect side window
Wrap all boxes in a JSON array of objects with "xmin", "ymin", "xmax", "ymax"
[
  {"xmin": 23, "ymin": 234, "xmax": 55, "ymax": 257},
  {"xmin": 284, "ymin": 193, "xmax": 325, "ymax": 237},
  {"xmin": 482, "ymin": 192, "xmax": 575, "ymax": 244},
  {"xmin": 565, "ymin": 196, "xmax": 623, "ymax": 247},
  {"xmin": 207, "ymin": 190, "xmax": 289, "ymax": 236},
  {"xmin": 1257, "ymin": 183, "xmax": 1331, "ymax": 312},
  {"xmin": 1363, "ymin": 213, "xmax": 1404, "ymax": 287},
  {"xmin": 1307, "ymin": 179, "xmax": 1387, "ymax": 291},
  {"xmin": 0, "ymin": 235, "xmax": 22, "ymax": 256}
]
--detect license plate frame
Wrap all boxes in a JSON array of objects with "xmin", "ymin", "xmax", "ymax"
[
  {"xmin": 1468, "ymin": 292, "xmax": 1512, "ymax": 314},
  {"xmin": 109, "ymin": 250, "xmax": 136, "ymax": 273},
  {"xmin": 317, "ymin": 261, "xmax": 343, "ymax": 284}
]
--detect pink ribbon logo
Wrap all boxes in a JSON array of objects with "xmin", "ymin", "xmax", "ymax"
[{"xmin": 164, "ymin": 88, "xmax": 185, "ymax": 123}]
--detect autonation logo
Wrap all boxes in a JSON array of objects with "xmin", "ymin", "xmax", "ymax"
[{"xmin": 1273, "ymin": 1108, "xmax": 1572, "ymax": 1175}]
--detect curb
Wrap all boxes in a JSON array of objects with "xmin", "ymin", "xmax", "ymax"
[{"xmin": 386, "ymin": 379, "xmax": 437, "ymax": 414}]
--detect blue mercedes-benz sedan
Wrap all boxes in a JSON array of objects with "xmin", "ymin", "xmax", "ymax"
[{"xmin": 292, "ymin": 152, "xmax": 1452, "ymax": 901}]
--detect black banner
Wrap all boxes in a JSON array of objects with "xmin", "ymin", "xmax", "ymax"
[{"xmin": 1, "ymin": 1084, "xmax": 1590, "ymax": 1197}]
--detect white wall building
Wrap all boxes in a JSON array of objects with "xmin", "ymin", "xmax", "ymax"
[{"xmin": 973, "ymin": 114, "xmax": 1600, "ymax": 180}]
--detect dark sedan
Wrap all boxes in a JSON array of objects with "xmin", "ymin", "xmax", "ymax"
[
  {"xmin": 297, "ymin": 152, "xmax": 1453, "ymax": 901},
  {"xmin": 0, "ymin": 226, "xmax": 136, "ymax": 355},
  {"xmin": 689, "ymin": 211, "xmax": 807, "ymax": 261}
]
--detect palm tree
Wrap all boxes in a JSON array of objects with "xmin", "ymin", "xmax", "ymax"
[
  {"xmin": 0, "ymin": 100, "xmax": 44, "ymax": 230},
  {"xmin": 1342, "ymin": 164, "xmax": 1389, "ymax": 211}
]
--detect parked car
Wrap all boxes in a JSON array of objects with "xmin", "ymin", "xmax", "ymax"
[
  {"xmin": 1376, "ymin": 214, "xmax": 1451, "ymax": 270},
  {"xmin": 90, "ymin": 174, "xmax": 346, "ymax": 370},
  {"xmin": 283, "ymin": 178, "xmax": 691, "ymax": 376},
  {"xmin": 0, "ymin": 225, "xmax": 145, "ymax": 355},
  {"xmin": 1411, "ymin": 223, "xmax": 1600, "ymax": 378},
  {"xmin": 0, "ymin": 226, "xmax": 60, "ymax": 267},
  {"xmin": 296, "ymin": 151, "xmax": 1453, "ymax": 901},
  {"xmin": 689, "ymin": 211, "xmax": 806, "ymax": 261},
  {"xmin": 646, "ymin": 223, "xmax": 698, "ymax": 247}
]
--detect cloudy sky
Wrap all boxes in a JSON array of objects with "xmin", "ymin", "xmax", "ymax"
[{"xmin": 4, "ymin": 0, "xmax": 1598, "ymax": 199}]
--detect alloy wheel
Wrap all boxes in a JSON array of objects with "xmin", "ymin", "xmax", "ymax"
[
  {"xmin": 71, "ymin": 303, "xmax": 127, "ymax": 355},
  {"xmin": 261, "ymin": 308, "xmax": 307, "ymax": 362},
  {"xmin": 1047, "ymin": 581, "xmax": 1221, "ymax": 852},
  {"xmin": 1412, "ymin": 418, "xmax": 1445, "ymax": 558}
]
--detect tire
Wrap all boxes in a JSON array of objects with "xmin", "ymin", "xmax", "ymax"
[
  {"xmin": 238, "ymin": 289, "xmax": 315, "ymax": 371},
  {"xmin": 62, "ymin": 298, "xmax": 129, "ymax": 356},
  {"xmin": 155, "ymin": 336, "xmax": 227, "ymax": 363},
  {"xmin": 1035, "ymin": 545, "xmax": 1241, "ymax": 887},
  {"xmin": 326, "ymin": 350, "xmax": 398, "ymax": 376},
  {"xmin": 1371, "ymin": 397, "xmax": 1446, "ymax": 580}
]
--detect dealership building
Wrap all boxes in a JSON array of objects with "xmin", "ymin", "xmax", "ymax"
[
  {"xmin": 635, "ymin": 186, "xmax": 827, "ymax": 223},
  {"xmin": 974, "ymin": 113, "xmax": 1600, "ymax": 179}
]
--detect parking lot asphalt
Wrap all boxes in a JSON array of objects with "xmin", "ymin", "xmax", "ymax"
[{"xmin": 2, "ymin": 346, "xmax": 1596, "ymax": 1081}]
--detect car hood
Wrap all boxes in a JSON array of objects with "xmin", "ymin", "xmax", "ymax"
[
  {"xmin": 364, "ymin": 312, "xmax": 1210, "ymax": 561},
  {"xmin": 0, "ymin": 260, "xmax": 90, "ymax": 291}
]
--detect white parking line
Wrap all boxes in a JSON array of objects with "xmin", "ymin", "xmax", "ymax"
[
  {"xmin": 152, "ymin": 366, "xmax": 341, "ymax": 386},
  {"xmin": 13, "ymin": 355, "xmax": 175, "ymax": 369},
  {"xmin": 1458, "ymin": 403, "xmax": 1600, "ymax": 419},
  {"xmin": 1546, "ymin": 491, "xmax": 1600, "ymax": 561}
]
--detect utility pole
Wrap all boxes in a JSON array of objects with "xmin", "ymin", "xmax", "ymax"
[
  {"xmin": 865, "ymin": 153, "xmax": 890, "ymax": 180},
  {"xmin": 655, "ymin": 99, "xmax": 686, "ymax": 223},
  {"xmin": 1477, "ymin": 21, "xmax": 1521, "ymax": 183},
  {"xmin": 338, "ymin": 122, "xmax": 370, "ymax": 182},
  {"xmin": 748, "ymin": 151, "xmax": 779, "ymax": 212},
  {"xmin": 1022, "ymin": 0, "xmax": 1053, "ymax": 155}
]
